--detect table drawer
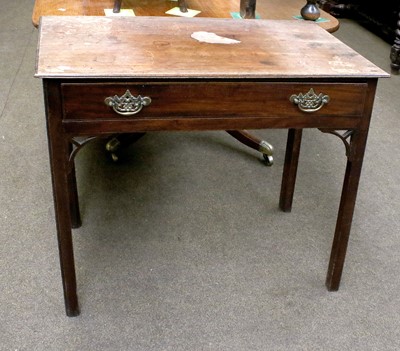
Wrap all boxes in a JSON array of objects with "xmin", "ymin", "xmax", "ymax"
[{"xmin": 61, "ymin": 82, "xmax": 367, "ymax": 121}]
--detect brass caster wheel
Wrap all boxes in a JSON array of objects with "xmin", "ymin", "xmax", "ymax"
[
  {"xmin": 263, "ymin": 154, "xmax": 274, "ymax": 166},
  {"xmin": 110, "ymin": 153, "xmax": 119, "ymax": 162},
  {"xmin": 106, "ymin": 137, "xmax": 121, "ymax": 162}
]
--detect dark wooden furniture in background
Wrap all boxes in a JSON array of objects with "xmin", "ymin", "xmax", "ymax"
[
  {"xmin": 390, "ymin": 12, "xmax": 400, "ymax": 71},
  {"xmin": 35, "ymin": 16, "xmax": 388, "ymax": 316},
  {"xmin": 318, "ymin": 0, "xmax": 400, "ymax": 71}
]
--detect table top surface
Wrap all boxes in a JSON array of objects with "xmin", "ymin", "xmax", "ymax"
[
  {"xmin": 35, "ymin": 16, "xmax": 388, "ymax": 79},
  {"xmin": 32, "ymin": 0, "xmax": 339, "ymax": 32}
]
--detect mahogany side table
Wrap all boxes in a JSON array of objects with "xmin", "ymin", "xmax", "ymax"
[{"xmin": 35, "ymin": 16, "xmax": 388, "ymax": 316}]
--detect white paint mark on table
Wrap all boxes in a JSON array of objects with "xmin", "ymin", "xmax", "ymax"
[{"xmin": 191, "ymin": 32, "xmax": 241, "ymax": 44}]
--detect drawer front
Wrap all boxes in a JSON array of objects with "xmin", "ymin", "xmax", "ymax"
[{"xmin": 61, "ymin": 82, "xmax": 367, "ymax": 121}]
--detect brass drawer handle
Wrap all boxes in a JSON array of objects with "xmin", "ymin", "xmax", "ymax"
[
  {"xmin": 104, "ymin": 90, "xmax": 151, "ymax": 116},
  {"xmin": 290, "ymin": 88, "xmax": 330, "ymax": 113}
]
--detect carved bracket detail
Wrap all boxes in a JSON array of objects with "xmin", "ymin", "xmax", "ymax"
[
  {"xmin": 68, "ymin": 136, "xmax": 101, "ymax": 170},
  {"xmin": 319, "ymin": 129, "xmax": 354, "ymax": 160}
]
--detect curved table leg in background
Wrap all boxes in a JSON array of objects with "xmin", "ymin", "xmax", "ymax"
[
  {"xmin": 226, "ymin": 130, "xmax": 274, "ymax": 165},
  {"xmin": 105, "ymin": 132, "xmax": 146, "ymax": 162},
  {"xmin": 106, "ymin": 130, "xmax": 274, "ymax": 164}
]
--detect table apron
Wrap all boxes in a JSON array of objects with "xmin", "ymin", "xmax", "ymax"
[
  {"xmin": 61, "ymin": 115, "xmax": 361, "ymax": 134},
  {"xmin": 58, "ymin": 81, "xmax": 369, "ymax": 134}
]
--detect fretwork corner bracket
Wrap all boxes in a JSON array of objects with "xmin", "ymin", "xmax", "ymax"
[
  {"xmin": 319, "ymin": 129, "xmax": 355, "ymax": 161},
  {"xmin": 69, "ymin": 136, "xmax": 101, "ymax": 171}
]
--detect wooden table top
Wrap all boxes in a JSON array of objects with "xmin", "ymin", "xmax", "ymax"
[
  {"xmin": 35, "ymin": 16, "xmax": 387, "ymax": 79},
  {"xmin": 32, "ymin": 0, "xmax": 339, "ymax": 32}
]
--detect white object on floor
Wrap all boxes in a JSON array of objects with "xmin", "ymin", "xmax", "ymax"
[
  {"xmin": 165, "ymin": 7, "xmax": 201, "ymax": 17},
  {"xmin": 104, "ymin": 9, "xmax": 136, "ymax": 16}
]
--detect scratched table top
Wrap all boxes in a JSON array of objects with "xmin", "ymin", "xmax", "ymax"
[{"xmin": 35, "ymin": 16, "xmax": 387, "ymax": 79}]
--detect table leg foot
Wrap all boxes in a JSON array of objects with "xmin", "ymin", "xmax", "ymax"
[
  {"xmin": 178, "ymin": 0, "xmax": 188, "ymax": 13},
  {"xmin": 66, "ymin": 304, "xmax": 80, "ymax": 317},
  {"xmin": 113, "ymin": 0, "xmax": 122, "ymax": 13},
  {"xmin": 226, "ymin": 130, "xmax": 274, "ymax": 165}
]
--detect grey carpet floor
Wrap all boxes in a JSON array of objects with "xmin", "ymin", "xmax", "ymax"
[{"xmin": 0, "ymin": 1, "xmax": 399, "ymax": 350}]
